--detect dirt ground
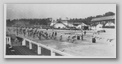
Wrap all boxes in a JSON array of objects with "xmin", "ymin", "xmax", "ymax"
[{"xmin": 7, "ymin": 27, "xmax": 116, "ymax": 57}]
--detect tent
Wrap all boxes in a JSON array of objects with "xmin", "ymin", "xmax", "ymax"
[
  {"xmin": 96, "ymin": 24, "xmax": 103, "ymax": 30},
  {"xmin": 76, "ymin": 23, "xmax": 87, "ymax": 29},
  {"xmin": 105, "ymin": 22, "xmax": 115, "ymax": 26},
  {"xmin": 53, "ymin": 23, "xmax": 67, "ymax": 28}
]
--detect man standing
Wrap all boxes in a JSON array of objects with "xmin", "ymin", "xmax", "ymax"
[{"xmin": 38, "ymin": 31, "xmax": 42, "ymax": 40}]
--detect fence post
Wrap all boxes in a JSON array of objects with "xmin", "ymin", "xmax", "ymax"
[
  {"xmin": 37, "ymin": 45, "xmax": 41, "ymax": 54},
  {"xmin": 22, "ymin": 39, "xmax": 26, "ymax": 46},
  {"xmin": 51, "ymin": 49, "xmax": 55, "ymax": 56},
  {"xmin": 29, "ymin": 42, "xmax": 32, "ymax": 49},
  {"xmin": 8, "ymin": 37, "xmax": 11, "ymax": 45},
  {"xmin": 6, "ymin": 37, "xmax": 11, "ymax": 45}
]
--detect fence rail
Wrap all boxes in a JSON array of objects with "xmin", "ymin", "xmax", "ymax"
[{"xmin": 6, "ymin": 36, "xmax": 72, "ymax": 56}]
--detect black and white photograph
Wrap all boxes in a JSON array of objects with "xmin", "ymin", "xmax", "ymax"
[{"xmin": 4, "ymin": 4, "xmax": 116, "ymax": 58}]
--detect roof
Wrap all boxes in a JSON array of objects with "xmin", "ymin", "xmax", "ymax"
[
  {"xmin": 51, "ymin": 21, "xmax": 68, "ymax": 28},
  {"xmin": 91, "ymin": 15, "xmax": 115, "ymax": 22},
  {"xmin": 78, "ymin": 23, "xmax": 87, "ymax": 26}
]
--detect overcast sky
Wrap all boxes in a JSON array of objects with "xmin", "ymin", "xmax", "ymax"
[{"xmin": 6, "ymin": 4, "xmax": 116, "ymax": 20}]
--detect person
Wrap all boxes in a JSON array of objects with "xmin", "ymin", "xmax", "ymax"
[
  {"xmin": 14, "ymin": 37, "xmax": 19, "ymax": 44},
  {"xmin": 19, "ymin": 27, "xmax": 22, "ymax": 34},
  {"xmin": 81, "ymin": 34, "xmax": 83, "ymax": 40},
  {"xmin": 23, "ymin": 28, "xmax": 26, "ymax": 36},
  {"xmin": 33, "ymin": 31, "xmax": 36, "ymax": 38},
  {"xmin": 60, "ymin": 35, "xmax": 62, "ymax": 41},
  {"xmin": 92, "ymin": 33, "xmax": 96, "ymax": 43},
  {"xmin": 72, "ymin": 36, "xmax": 76, "ymax": 43},
  {"xmin": 84, "ymin": 31, "xmax": 86, "ymax": 35},
  {"xmin": 30, "ymin": 28, "xmax": 33, "ymax": 37},
  {"xmin": 77, "ymin": 35, "xmax": 80, "ymax": 40},
  {"xmin": 54, "ymin": 32, "xmax": 57, "ymax": 40},
  {"xmin": 48, "ymin": 33, "xmax": 51, "ymax": 39},
  {"xmin": 55, "ymin": 32, "xmax": 57, "ymax": 37},
  {"xmin": 38, "ymin": 31, "xmax": 42, "ymax": 40},
  {"xmin": 9, "ymin": 36, "xmax": 18, "ymax": 52},
  {"xmin": 52, "ymin": 32, "xmax": 54, "ymax": 39},
  {"xmin": 67, "ymin": 36, "xmax": 70, "ymax": 42},
  {"xmin": 45, "ymin": 32, "xmax": 48, "ymax": 39},
  {"xmin": 92, "ymin": 36, "xmax": 96, "ymax": 43},
  {"xmin": 33, "ymin": 28, "xmax": 38, "ymax": 38}
]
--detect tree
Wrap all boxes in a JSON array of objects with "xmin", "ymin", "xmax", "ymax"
[
  {"xmin": 96, "ymin": 15, "xmax": 103, "ymax": 17},
  {"xmin": 104, "ymin": 11, "xmax": 115, "ymax": 16}
]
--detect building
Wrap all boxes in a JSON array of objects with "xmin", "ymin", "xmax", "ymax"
[
  {"xmin": 76, "ymin": 23, "xmax": 87, "ymax": 29},
  {"xmin": 91, "ymin": 15, "xmax": 115, "ymax": 28},
  {"xmin": 50, "ymin": 18, "xmax": 85, "ymax": 29}
]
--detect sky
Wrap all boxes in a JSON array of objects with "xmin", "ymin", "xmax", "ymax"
[{"xmin": 6, "ymin": 4, "xmax": 116, "ymax": 20}]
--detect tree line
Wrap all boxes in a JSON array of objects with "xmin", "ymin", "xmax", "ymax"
[{"xmin": 7, "ymin": 11, "xmax": 115, "ymax": 27}]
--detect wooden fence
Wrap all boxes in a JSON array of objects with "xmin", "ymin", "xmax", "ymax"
[{"xmin": 6, "ymin": 36, "xmax": 72, "ymax": 56}]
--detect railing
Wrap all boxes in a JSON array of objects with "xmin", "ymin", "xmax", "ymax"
[
  {"xmin": 6, "ymin": 36, "xmax": 72, "ymax": 56},
  {"xmin": 22, "ymin": 37, "xmax": 72, "ymax": 56}
]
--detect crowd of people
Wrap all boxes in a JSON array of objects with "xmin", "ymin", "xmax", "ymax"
[
  {"xmin": 12, "ymin": 27, "xmax": 57, "ymax": 40},
  {"xmin": 7, "ymin": 27, "xmax": 90, "ymax": 43}
]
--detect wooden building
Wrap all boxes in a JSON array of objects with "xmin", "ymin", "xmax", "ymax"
[{"xmin": 91, "ymin": 15, "xmax": 115, "ymax": 28}]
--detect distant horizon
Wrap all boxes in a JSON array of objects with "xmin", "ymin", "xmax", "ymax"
[
  {"xmin": 7, "ymin": 11, "xmax": 115, "ymax": 21},
  {"xmin": 6, "ymin": 4, "xmax": 116, "ymax": 20}
]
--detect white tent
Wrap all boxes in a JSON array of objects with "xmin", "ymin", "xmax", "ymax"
[
  {"xmin": 105, "ymin": 22, "xmax": 115, "ymax": 26},
  {"xmin": 53, "ymin": 23, "xmax": 66, "ymax": 28},
  {"xmin": 76, "ymin": 23, "xmax": 87, "ymax": 29},
  {"xmin": 96, "ymin": 24, "xmax": 103, "ymax": 30},
  {"xmin": 50, "ymin": 20, "xmax": 57, "ymax": 26}
]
